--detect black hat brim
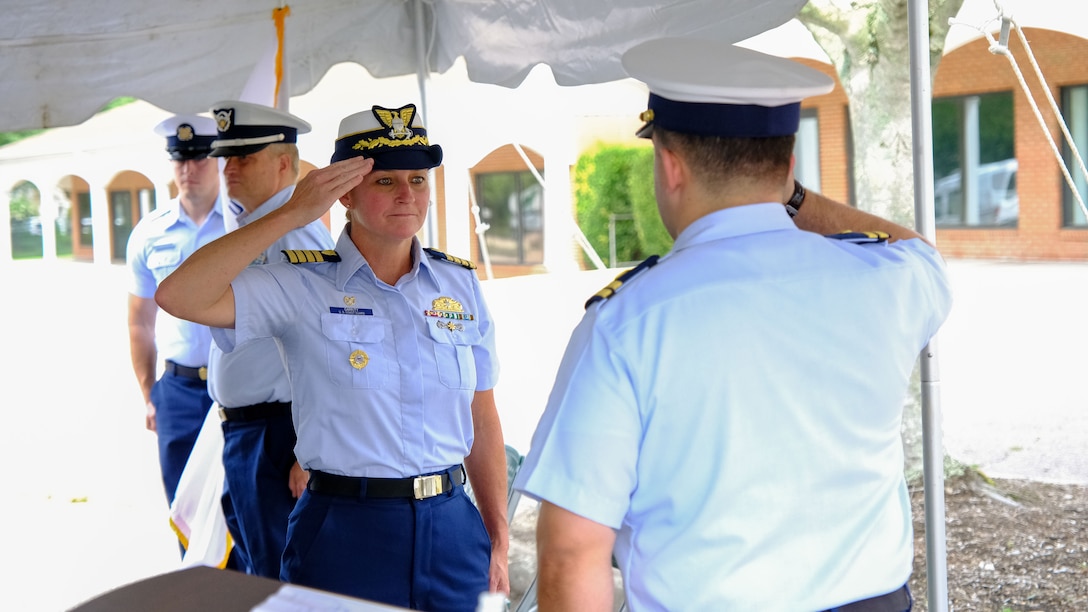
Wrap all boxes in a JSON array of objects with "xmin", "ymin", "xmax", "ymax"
[
  {"xmin": 332, "ymin": 144, "xmax": 443, "ymax": 170},
  {"xmin": 168, "ymin": 151, "xmax": 212, "ymax": 161},
  {"xmin": 209, "ymin": 142, "xmax": 274, "ymax": 158}
]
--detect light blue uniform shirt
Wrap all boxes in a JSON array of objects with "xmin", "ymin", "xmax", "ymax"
[
  {"xmin": 126, "ymin": 195, "xmax": 226, "ymax": 367},
  {"xmin": 515, "ymin": 203, "xmax": 952, "ymax": 612},
  {"xmin": 207, "ymin": 186, "xmax": 334, "ymax": 408},
  {"xmin": 213, "ymin": 229, "xmax": 498, "ymax": 478}
]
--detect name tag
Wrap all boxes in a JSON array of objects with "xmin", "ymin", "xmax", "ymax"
[{"xmin": 329, "ymin": 307, "xmax": 374, "ymax": 316}]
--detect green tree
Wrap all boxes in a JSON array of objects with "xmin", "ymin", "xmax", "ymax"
[
  {"xmin": 0, "ymin": 97, "xmax": 133, "ymax": 148},
  {"xmin": 9, "ymin": 181, "xmax": 42, "ymax": 259},
  {"xmin": 0, "ymin": 129, "xmax": 43, "ymax": 148},
  {"xmin": 798, "ymin": 0, "xmax": 966, "ymax": 225},
  {"xmin": 627, "ymin": 146, "xmax": 673, "ymax": 257},
  {"xmin": 574, "ymin": 144, "xmax": 646, "ymax": 266},
  {"xmin": 798, "ymin": 0, "xmax": 967, "ymax": 481},
  {"xmin": 9, "ymin": 181, "xmax": 40, "ymax": 221}
]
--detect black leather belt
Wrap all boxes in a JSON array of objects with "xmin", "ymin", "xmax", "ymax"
[
  {"xmin": 825, "ymin": 585, "xmax": 911, "ymax": 612},
  {"xmin": 164, "ymin": 360, "xmax": 208, "ymax": 381},
  {"xmin": 308, "ymin": 466, "xmax": 465, "ymax": 500},
  {"xmin": 219, "ymin": 401, "xmax": 292, "ymax": 422}
]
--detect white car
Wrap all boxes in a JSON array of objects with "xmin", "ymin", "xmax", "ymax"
[{"xmin": 934, "ymin": 158, "xmax": 1018, "ymax": 227}]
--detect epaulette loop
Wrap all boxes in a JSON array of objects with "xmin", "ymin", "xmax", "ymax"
[
  {"xmin": 423, "ymin": 247, "xmax": 477, "ymax": 270},
  {"xmin": 585, "ymin": 255, "xmax": 660, "ymax": 310},
  {"xmin": 282, "ymin": 249, "xmax": 341, "ymax": 264},
  {"xmin": 825, "ymin": 230, "xmax": 890, "ymax": 244}
]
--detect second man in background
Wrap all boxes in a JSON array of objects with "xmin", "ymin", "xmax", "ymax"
[{"xmin": 206, "ymin": 100, "xmax": 334, "ymax": 577}]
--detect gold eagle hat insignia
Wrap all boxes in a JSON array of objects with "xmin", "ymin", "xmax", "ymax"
[
  {"xmin": 373, "ymin": 105, "xmax": 415, "ymax": 140},
  {"xmin": 214, "ymin": 108, "xmax": 234, "ymax": 133}
]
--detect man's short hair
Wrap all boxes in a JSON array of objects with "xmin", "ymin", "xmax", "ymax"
[
  {"xmin": 266, "ymin": 142, "xmax": 301, "ymax": 180},
  {"xmin": 654, "ymin": 128, "xmax": 795, "ymax": 187}
]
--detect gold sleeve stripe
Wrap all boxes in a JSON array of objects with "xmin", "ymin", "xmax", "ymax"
[
  {"xmin": 282, "ymin": 249, "xmax": 341, "ymax": 264},
  {"xmin": 423, "ymin": 247, "xmax": 477, "ymax": 270},
  {"xmin": 584, "ymin": 255, "xmax": 661, "ymax": 309},
  {"xmin": 826, "ymin": 231, "xmax": 890, "ymax": 243}
]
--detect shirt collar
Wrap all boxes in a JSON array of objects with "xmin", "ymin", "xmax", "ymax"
[
  {"xmin": 234, "ymin": 185, "xmax": 295, "ymax": 227},
  {"xmin": 671, "ymin": 202, "xmax": 797, "ymax": 255},
  {"xmin": 332, "ymin": 230, "xmax": 433, "ymax": 291},
  {"xmin": 171, "ymin": 193, "xmax": 226, "ymax": 228}
]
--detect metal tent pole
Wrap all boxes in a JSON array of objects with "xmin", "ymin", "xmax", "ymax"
[
  {"xmin": 412, "ymin": 0, "xmax": 438, "ymax": 247},
  {"xmin": 907, "ymin": 0, "xmax": 949, "ymax": 610}
]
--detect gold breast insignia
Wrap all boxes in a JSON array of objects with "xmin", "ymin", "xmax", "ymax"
[{"xmin": 349, "ymin": 349, "xmax": 369, "ymax": 370}]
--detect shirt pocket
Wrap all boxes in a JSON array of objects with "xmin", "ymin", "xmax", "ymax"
[
  {"xmin": 146, "ymin": 245, "xmax": 181, "ymax": 285},
  {"xmin": 427, "ymin": 320, "xmax": 481, "ymax": 390},
  {"xmin": 320, "ymin": 313, "xmax": 389, "ymax": 389}
]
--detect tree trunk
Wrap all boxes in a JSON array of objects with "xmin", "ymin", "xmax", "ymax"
[{"xmin": 797, "ymin": 0, "xmax": 965, "ymax": 477}]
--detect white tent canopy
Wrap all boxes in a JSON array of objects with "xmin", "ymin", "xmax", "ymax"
[{"xmin": 1, "ymin": 0, "xmax": 805, "ymax": 131}]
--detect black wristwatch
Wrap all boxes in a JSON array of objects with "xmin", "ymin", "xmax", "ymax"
[{"xmin": 785, "ymin": 180, "xmax": 806, "ymax": 218}]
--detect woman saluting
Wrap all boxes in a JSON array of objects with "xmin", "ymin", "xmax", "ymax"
[{"xmin": 157, "ymin": 103, "xmax": 509, "ymax": 611}]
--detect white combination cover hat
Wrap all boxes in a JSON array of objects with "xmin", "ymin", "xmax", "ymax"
[
  {"xmin": 621, "ymin": 37, "xmax": 835, "ymax": 139},
  {"xmin": 208, "ymin": 100, "xmax": 312, "ymax": 157},
  {"xmin": 154, "ymin": 114, "xmax": 218, "ymax": 160}
]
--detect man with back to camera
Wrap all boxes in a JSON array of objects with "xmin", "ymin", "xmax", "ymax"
[
  {"xmin": 205, "ymin": 100, "xmax": 334, "ymax": 577},
  {"xmin": 514, "ymin": 38, "xmax": 953, "ymax": 611},
  {"xmin": 127, "ymin": 115, "xmax": 225, "ymax": 527}
]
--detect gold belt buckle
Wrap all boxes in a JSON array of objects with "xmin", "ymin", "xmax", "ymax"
[
  {"xmin": 413, "ymin": 474, "xmax": 444, "ymax": 499},
  {"xmin": 198, "ymin": 366, "xmax": 208, "ymax": 381}
]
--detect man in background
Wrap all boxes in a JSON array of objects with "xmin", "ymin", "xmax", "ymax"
[
  {"xmin": 206, "ymin": 100, "xmax": 333, "ymax": 578},
  {"xmin": 127, "ymin": 114, "xmax": 225, "ymax": 517}
]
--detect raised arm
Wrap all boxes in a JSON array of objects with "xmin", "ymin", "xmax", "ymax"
[
  {"xmin": 785, "ymin": 177, "xmax": 930, "ymax": 245},
  {"xmin": 156, "ymin": 157, "xmax": 372, "ymax": 328}
]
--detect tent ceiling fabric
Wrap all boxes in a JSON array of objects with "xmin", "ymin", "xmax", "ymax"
[{"xmin": 0, "ymin": 0, "xmax": 805, "ymax": 131}]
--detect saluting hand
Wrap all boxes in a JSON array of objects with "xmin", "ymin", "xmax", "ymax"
[{"xmin": 285, "ymin": 156, "xmax": 373, "ymax": 227}]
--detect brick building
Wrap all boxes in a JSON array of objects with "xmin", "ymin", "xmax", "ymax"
[{"xmin": 795, "ymin": 27, "xmax": 1088, "ymax": 261}]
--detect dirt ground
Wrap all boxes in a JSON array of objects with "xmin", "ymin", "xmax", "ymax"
[{"xmin": 909, "ymin": 473, "xmax": 1088, "ymax": 612}]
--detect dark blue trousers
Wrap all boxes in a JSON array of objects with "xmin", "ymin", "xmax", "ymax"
[
  {"xmin": 221, "ymin": 414, "xmax": 298, "ymax": 578},
  {"xmin": 822, "ymin": 584, "xmax": 912, "ymax": 612},
  {"xmin": 281, "ymin": 472, "xmax": 491, "ymax": 611},
  {"xmin": 150, "ymin": 371, "xmax": 213, "ymax": 504}
]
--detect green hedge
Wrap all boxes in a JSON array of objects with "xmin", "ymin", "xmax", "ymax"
[
  {"xmin": 574, "ymin": 143, "xmax": 673, "ymax": 268},
  {"xmin": 626, "ymin": 147, "xmax": 673, "ymax": 258}
]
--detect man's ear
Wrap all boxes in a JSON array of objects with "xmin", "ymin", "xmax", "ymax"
[{"xmin": 657, "ymin": 143, "xmax": 685, "ymax": 194}]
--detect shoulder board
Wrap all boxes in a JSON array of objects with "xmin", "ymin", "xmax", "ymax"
[
  {"xmin": 423, "ymin": 247, "xmax": 477, "ymax": 270},
  {"xmin": 825, "ymin": 230, "xmax": 890, "ymax": 244},
  {"xmin": 282, "ymin": 249, "xmax": 341, "ymax": 264},
  {"xmin": 585, "ymin": 255, "xmax": 660, "ymax": 310}
]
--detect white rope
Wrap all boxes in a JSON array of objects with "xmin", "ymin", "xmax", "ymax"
[
  {"xmin": 949, "ymin": 1, "xmax": 1088, "ymax": 220},
  {"xmin": 1008, "ymin": 25, "xmax": 1088, "ymax": 217},
  {"xmin": 511, "ymin": 143, "xmax": 608, "ymax": 270}
]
